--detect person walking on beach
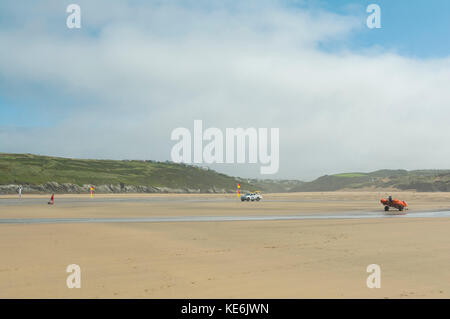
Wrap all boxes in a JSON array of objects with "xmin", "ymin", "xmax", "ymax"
[
  {"xmin": 48, "ymin": 193, "xmax": 55, "ymax": 205},
  {"xmin": 18, "ymin": 185, "xmax": 23, "ymax": 198}
]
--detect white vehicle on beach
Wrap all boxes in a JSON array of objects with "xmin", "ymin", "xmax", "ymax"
[{"xmin": 241, "ymin": 192, "xmax": 262, "ymax": 202}]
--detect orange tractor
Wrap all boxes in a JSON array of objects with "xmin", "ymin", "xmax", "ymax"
[{"xmin": 380, "ymin": 196, "xmax": 407, "ymax": 212}]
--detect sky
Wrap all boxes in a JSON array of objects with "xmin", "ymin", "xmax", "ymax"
[{"xmin": 0, "ymin": 0, "xmax": 449, "ymax": 180}]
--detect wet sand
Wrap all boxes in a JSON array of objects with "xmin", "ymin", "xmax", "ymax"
[{"xmin": 1, "ymin": 192, "xmax": 450, "ymax": 298}]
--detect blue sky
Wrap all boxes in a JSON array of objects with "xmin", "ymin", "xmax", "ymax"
[
  {"xmin": 0, "ymin": 0, "xmax": 449, "ymax": 179},
  {"xmin": 322, "ymin": 0, "xmax": 450, "ymax": 58},
  {"xmin": 1, "ymin": 0, "xmax": 449, "ymax": 127},
  {"xmin": 290, "ymin": 0, "xmax": 450, "ymax": 58}
]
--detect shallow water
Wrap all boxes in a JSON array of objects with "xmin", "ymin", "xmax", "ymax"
[{"xmin": 1, "ymin": 210, "xmax": 450, "ymax": 224}]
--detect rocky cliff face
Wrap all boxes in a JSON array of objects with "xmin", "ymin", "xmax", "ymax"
[{"xmin": 0, "ymin": 182, "xmax": 235, "ymax": 194}]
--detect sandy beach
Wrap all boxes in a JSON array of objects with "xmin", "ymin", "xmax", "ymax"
[{"xmin": 1, "ymin": 191, "xmax": 450, "ymax": 298}]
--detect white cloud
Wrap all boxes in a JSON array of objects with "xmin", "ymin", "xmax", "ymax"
[{"xmin": 0, "ymin": 1, "xmax": 449, "ymax": 180}]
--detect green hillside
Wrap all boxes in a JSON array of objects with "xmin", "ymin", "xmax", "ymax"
[
  {"xmin": 290, "ymin": 169, "xmax": 450, "ymax": 192},
  {"xmin": 2, "ymin": 153, "xmax": 447, "ymax": 193},
  {"xmin": 0, "ymin": 153, "xmax": 299, "ymax": 192},
  {"xmin": 0, "ymin": 153, "xmax": 248, "ymax": 190}
]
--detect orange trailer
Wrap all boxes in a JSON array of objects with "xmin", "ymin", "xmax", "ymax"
[{"xmin": 380, "ymin": 196, "xmax": 407, "ymax": 212}]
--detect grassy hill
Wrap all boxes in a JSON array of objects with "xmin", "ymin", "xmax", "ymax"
[
  {"xmin": 0, "ymin": 153, "xmax": 300, "ymax": 193},
  {"xmin": 2, "ymin": 153, "xmax": 447, "ymax": 193},
  {"xmin": 290, "ymin": 169, "xmax": 450, "ymax": 192}
]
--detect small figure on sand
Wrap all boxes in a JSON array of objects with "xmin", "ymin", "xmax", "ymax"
[
  {"xmin": 18, "ymin": 185, "xmax": 23, "ymax": 198},
  {"xmin": 48, "ymin": 193, "xmax": 55, "ymax": 205}
]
